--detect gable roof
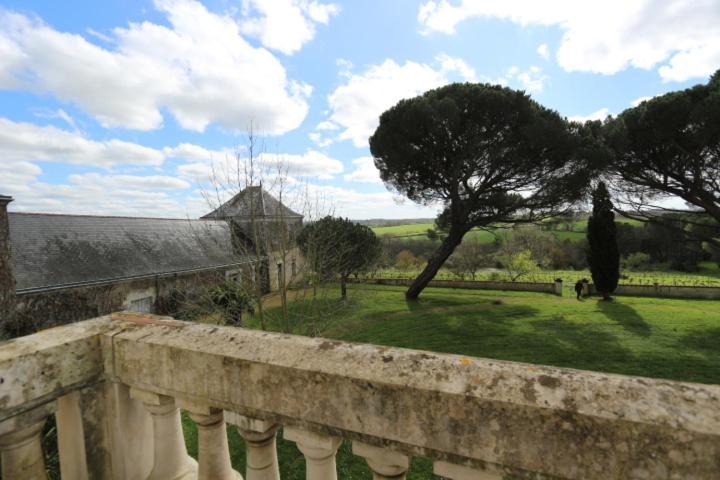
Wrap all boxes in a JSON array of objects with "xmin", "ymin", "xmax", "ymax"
[
  {"xmin": 201, "ymin": 186, "xmax": 302, "ymax": 220},
  {"xmin": 8, "ymin": 213, "xmax": 249, "ymax": 293}
]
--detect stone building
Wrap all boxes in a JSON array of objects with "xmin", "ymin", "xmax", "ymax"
[{"xmin": 0, "ymin": 187, "xmax": 302, "ymax": 336}]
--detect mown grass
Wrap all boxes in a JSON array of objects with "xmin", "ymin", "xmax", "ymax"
[{"xmin": 183, "ymin": 284, "xmax": 720, "ymax": 479}]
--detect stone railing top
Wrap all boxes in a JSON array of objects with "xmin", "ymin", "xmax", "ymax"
[{"xmin": 2, "ymin": 314, "xmax": 719, "ymax": 479}]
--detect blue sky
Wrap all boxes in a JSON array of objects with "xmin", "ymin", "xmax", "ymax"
[{"xmin": 1, "ymin": 0, "xmax": 718, "ymax": 219}]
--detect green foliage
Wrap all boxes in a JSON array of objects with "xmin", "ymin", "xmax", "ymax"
[
  {"xmin": 395, "ymin": 249, "xmax": 423, "ymax": 271},
  {"xmin": 370, "ymin": 82, "xmax": 600, "ymax": 298},
  {"xmin": 499, "ymin": 250, "xmax": 540, "ymax": 281},
  {"xmin": 297, "ymin": 216, "xmax": 382, "ymax": 297},
  {"xmin": 206, "ymin": 282, "xmax": 254, "ymax": 326},
  {"xmin": 605, "ymin": 69, "xmax": 720, "ymax": 242},
  {"xmin": 623, "ymin": 252, "xmax": 651, "ymax": 271},
  {"xmin": 587, "ymin": 182, "xmax": 620, "ymax": 299}
]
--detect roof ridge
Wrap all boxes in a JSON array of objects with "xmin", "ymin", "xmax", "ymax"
[{"xmin": 8, "ymin": 212, "xmax": 224, "ymax": 222}]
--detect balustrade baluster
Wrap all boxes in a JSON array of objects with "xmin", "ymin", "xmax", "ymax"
[
  {"xmin": 0, "ymin": 404, "xmax": 54, "ymax": 480},
  {"xmin": 178, "ymin": 398, "xmax": 242, "ymax": 480},
  {"xmin": 130, "ymin": 387, "xmax": 197, "ymax": 480},
  {"xmin": 226, "ymin": 412, "xmax": 280, "ymax": 480},
  {"xmin": 284, "ymin": 426, "xmax": 341, "ymax": 480},
  {"xmin": 352, "ymin": 441, "xmax": 410, "ymax": 480}
]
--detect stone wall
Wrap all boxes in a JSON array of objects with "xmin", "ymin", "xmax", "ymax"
[
  {"xmin": 0, "ymin": 195, "xmax": 16, "ymax": 325},
  {"xmin": 586, "ymin": 283, "xmax": 720, "ymax": 300},
  {"xmin": 350, "ymin": 277, "xmax": 562, "ymax": 295},
  {"xmin": 11, "ymin": 268, "xmax": 237, "ymax": 337}
]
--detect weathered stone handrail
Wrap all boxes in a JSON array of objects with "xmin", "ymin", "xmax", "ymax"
[{"xmin": 1, "ymin": 313, "xmax": 719, "ymax": 479}]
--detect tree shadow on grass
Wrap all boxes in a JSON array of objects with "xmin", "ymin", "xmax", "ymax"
[
  {"xmin": 596, "ymin": 299, "xmax": 651, "ymax": 337},
  {"xmin": 679, "ymin": 327, "xmax": 720, "ymax": 357}
]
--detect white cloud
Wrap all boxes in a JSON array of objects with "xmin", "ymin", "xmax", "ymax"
[
  {"xmin": 418, "ymin": 0, "xmax": 720, "ymax": 82},
  {"xmin": 67, "ymin": 173, "xmax": 191, "ymax": 190},
  {"xmin": 308, "ymin": 132, "xmax": 333, "ymax": 148},
  {"xmin": 164, "ymin": 143, "xmax": 231, "ymax": 162},
  {"xmin": 239, "ymin": 0, "xmax": 340, "ymax": 55},
  {"xmin": 436, "ymin": 53, "xmax": 478, "ymax": 82},
  {"xmin": 177, "ymin": 149, "xmax": 343, "ymax": 182},
  {"xmin": 324, "ymin": 57, "xmax": 474, "ymax": 147},
  {"xmin": 343, "ymin": 157, "xmax": 382, "ymax": 183},
  {"xmin": 537, "ymin": 43, "xmax": 549, "ymax": 60},
  {"xmin": 507, "ymin": 65, "xmax": 547, "ymax": 92},
  {"xmin": 0, "ymin": 0, "xmax": 311, "ymax": 133},
  {"xmin": 0, "ymin": 117, "xmax": 164, "ymax": 167},
  {"xmin": 1, "ymin": 162, "xmax": 200, "ymax": 217},
  {"xmin": 271, "ymin": 150, "xmax": 343, "ymax": 179},
  {"xmin": 631, "ymin": 96, "xmax": 654, "ymax": 107},
  {"xmin": 568, "ymin": 107, "xmax": 611, "ymax": 123},
  {"xmin": 315, "ymin": 120, "xmax": 339, "ymax": 131}
]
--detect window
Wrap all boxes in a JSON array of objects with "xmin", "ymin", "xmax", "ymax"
[
  {"xmin": 291, "ymin": 259, "xmax": 297, "ymax": 277},
  {"xmin": 225, "ymin": 269, "xmax": 241, "ymax": 284},
  {"xmin": 129, "ymin": 296, "xmax": 153, "ymax": 313}
]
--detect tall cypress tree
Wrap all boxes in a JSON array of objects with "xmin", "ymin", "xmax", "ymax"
[{"xmin": 587, "ymin": 182, "xmax": 620, "ymax": 300}]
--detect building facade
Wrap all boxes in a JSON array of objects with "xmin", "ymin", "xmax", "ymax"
[{"xmin": 0, "ymin": 187, "xmax": 302, "ymax": 336}]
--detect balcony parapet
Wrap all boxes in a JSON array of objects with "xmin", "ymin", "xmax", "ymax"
[{"xmin": 1, "ymin": 313, "xmax": 719, "ymax": 479}]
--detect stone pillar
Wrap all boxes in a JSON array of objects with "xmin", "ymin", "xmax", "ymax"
[
  {"xmin": 284, "ymin": 427, "xmax": 341, "ymax": 480},
  {"xmin": 178, "ymin": 399, "xmax": 241, "ymax": 480},
  {"xmin": 433, "ymin": 461, "xmax": 503, "ymax": 480},
  {"xmin": 56, "ymin": 391, "xmax": 89, "ymax": 480},
  {"xmin": 352, "ymin": 441, "xmax": 410, "ymax": 480},
  {"xmin": 226, "ymin": 412, "xmax": 280, "ymax": 480},
  {"xmin": 130, "ymin": 388, "xmax": 197, "ymax": 480},
  {"xmin": 0, "ymin": 195, "xmax": 16, "ymax": 332},
  {"xmin": 554, "ymin": 279, "xmax": 563, "ymax": 296},
  {"xmin": 0, "ymin": 403, "xmax": 54, "ymax": 480}
]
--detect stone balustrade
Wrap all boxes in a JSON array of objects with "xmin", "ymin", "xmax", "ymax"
[{"xmin": 1, "ymin": 312, "xmax": 719, "ymax": 479}]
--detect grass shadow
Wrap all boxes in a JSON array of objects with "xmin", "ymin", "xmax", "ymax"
[{"xmin": 596, "ymin": 299, "xmax": 651, "ymax": 337}]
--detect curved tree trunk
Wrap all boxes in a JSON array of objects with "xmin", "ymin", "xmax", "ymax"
[
  {"xmin": 405, "ymin": 225, "xmax": 468, "ymax": 300},
  {"xmin": 340, "ymin": 275, "xmax": 347, "ymax": 300}
]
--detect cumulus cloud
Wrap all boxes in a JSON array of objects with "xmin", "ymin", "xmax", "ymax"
[
  {"xmin": 631, "ymin": 96, "xmax": 655, "ymax": 107},
  {"xmin": 568, "ymin": 107, "xmax": 611, "ymax": 123},
  {"xmin": 507, "ymin": 65, "xmax": 547, "ymax": 92},
  {"xmin": 343, "ymin": 157, "xmax": 382, "ymax": 183},
  {"xmin": 0, "ymin": 0, "xmax": 311, "ymax": 133},
  {"xmin": 537, "ymin": 43, "xmax": 549, "ymax": 60},
  {"xmin": 177, "ymin": 149, "xmax": 344, "ymax": 182},
  {"xmin": 239, "ymin": 0, "xmax": 340, "ymax": 54},
  {"xmin": 1, "ymin": 161, "xmax": 200, "ymax": 217},
  {"xmin": 417, "ymin": 0, "xmax": 720, "ymax": 82},
  {"xmin": 0, "ymin": 117, "xmax": 165, "ymax": 167},
  {"xmin": 322, "ymin": 56, "xmax": 477, "ymax": 148}
]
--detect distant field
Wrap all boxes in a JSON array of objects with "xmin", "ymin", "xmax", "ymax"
[{"xmin": 372, "ymin": 217, "xmax": 642, "ymax": 243}]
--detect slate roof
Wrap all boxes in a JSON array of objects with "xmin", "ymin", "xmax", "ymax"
[
  {"xmin": 8, "ymin": 213, "xmax": 247, "ymax": 292},
  {"xmin": 202, "ymin": 186, "xmax": 302, "ymax": 220}
]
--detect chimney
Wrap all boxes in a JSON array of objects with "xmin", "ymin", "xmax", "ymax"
[{"xmin": 0, "ymin": 195, "xmax": 16, "ymax": 326}]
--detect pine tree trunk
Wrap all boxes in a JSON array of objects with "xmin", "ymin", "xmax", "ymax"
[
  {"xmin": 406, "ymin": 225, "xmax": 467, "ymax": 300},
  {"xmin": 340, "ymin": 275, "xmax": 347, "ymax": 300}
]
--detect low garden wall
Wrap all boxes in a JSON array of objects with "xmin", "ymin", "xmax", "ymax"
[
  {"xmin": 587, "ymin": 283, "xmax": 720, "ymax": 300},
  {"xmin": 351, "ymin": 277, "xmax": 562, "ymax": 295}
]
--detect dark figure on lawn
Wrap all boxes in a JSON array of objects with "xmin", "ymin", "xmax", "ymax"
[{"xmin": 574, "ymin": 280, "xmax": 584, "ymax": 300}]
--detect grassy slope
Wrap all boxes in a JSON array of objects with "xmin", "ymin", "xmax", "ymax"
[
  {"xmin": 182, "ymin": 285, "xmax": 720, "ymax": 479},
  {"xmin": 371, "ymin": 218, "xmax": 640, "ymax": 243}
]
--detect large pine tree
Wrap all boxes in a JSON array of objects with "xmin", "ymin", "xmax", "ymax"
[{"xmin": 587, "ymin": 182, "xmax": 620, "ymax": 300}]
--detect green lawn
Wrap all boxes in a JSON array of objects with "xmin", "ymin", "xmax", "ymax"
[{"xmin": 182, "ymin": 284, "xmax": 720, "ymax": 479}]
